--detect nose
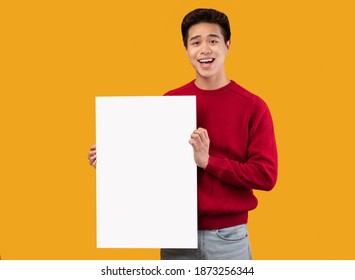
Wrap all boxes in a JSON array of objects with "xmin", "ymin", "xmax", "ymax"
[{"xmin": 200, "ymin": 42, "xmax": 212, "ymax": 54}]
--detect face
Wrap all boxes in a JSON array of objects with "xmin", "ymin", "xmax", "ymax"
[{"xmin": 186, "ymin": 22, "xmax": 230, "ymax": 82}]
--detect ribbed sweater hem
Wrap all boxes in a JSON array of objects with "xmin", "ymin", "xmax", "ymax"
[{"xmin": 198, "ymin": 212, "xmax": 248, "ymax": 230}]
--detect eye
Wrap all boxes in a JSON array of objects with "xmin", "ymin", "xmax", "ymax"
[
  {"xmin": 209, "ymin": 39, "xmax": 218, "ymax": 44},
  {"xmin": 191, "ymin": 41, "xmax": 200, "ymax": 46}
]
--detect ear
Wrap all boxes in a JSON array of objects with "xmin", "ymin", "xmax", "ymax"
[{"xmin": 226, "ymin": 40, "xmax": 231, "ymax": 50}]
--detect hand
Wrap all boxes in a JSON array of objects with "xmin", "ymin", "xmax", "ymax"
[
  {"xmin": 189, "ymin": 127, "xmax": 210, "ymax": 169},
  {"xmin": 88, "ymin": 144, "xmax": 97, "ymax": 169}
]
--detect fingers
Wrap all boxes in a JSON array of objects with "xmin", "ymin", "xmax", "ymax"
[
  {"xmin": 189, "ymin": 127, "xmax": 209, "ymax": 146},
  {"xmin": 89, "ymin": 154, "xmax": 96, "ymax": 164},
  {"xmin": 87, "ymin": 149, "xmax": 96, "ymax": 159},
  {"xmin": 188, "ymin": 128, "xmax": 210, "ymax": 169},
  {"xmin": 88, "ymin": 144, "xmax": 97, "ymax": 169}
]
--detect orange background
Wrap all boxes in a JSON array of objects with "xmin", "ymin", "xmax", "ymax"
[{"xmin": 1, "ymin": 0, "xmax": 355, "ymax": 259}]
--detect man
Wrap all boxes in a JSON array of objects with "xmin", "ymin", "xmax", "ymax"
[{"xmin": 88, "ymin": 8, "xmax": 278, "ymax": 260}]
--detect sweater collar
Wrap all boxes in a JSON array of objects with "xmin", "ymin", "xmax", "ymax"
[{"xmin": 191, "ymin": 80, "xmax": 235, "ymax": 95}]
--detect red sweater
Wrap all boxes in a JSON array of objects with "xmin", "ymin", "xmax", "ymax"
[{"xmin": 165, "ymin": 80, "xmax": 278, "ymax": 230}]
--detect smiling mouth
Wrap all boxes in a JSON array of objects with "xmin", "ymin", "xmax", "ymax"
[{"xmin": 198, "ymin": 58, "xmax": 215, "ymax": 64}]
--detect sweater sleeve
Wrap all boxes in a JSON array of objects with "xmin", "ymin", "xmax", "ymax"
[{"xmin": 204, "ymin": 99, "xmax": 278, "ymax": 191}]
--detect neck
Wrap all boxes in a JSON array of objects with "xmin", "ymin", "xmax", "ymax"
[{"xmin": 195, "ymin": 73, "xmax": 230, "ymax": 90}]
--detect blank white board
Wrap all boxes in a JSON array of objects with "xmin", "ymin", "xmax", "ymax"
[{"xmin": 96, "ymin": 96, "xmax": 197, "ymax": 248}]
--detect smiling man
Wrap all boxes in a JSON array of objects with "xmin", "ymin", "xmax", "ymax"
[
  {"xmin": 161, "ymin": 8, "xmax": 278, "ymax": 260},
  {"xmin": 88, "ymin": 8, "xmax": 278, "ymax": 260}
]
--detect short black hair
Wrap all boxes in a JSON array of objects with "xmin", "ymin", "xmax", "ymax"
[{"xmin": 181, "ymin": 8, "xmax": 231, "ymax": 48}]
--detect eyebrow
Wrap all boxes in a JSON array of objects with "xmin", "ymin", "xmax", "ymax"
[{"xmin": 189, "ymin": 34, "xmax": 221, "ymax": 42}]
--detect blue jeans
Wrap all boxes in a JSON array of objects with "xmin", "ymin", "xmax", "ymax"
[{"xmin": 160, "ymin": 224, "xmax": 252, "ymax": 260}]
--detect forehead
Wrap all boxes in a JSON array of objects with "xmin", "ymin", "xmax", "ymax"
[{"xmin": 188, "ymin": 22, "xmax": 224, "ymax": 39}]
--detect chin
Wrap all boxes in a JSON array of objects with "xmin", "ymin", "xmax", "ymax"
[{"xmin": 197, "ymin": 72, "xmax": 215, "ymax": 79}]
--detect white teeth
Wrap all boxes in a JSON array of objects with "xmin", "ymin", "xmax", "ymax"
[{"xmin": 199, "ymin": 58, "xmax": 214, "ymax": 63}]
